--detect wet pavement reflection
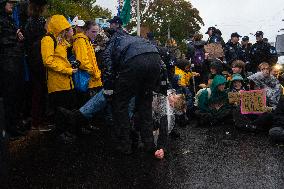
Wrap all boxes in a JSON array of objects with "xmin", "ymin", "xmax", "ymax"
[{"xmin": 2, "ymin": 121, "xmax": 284, "ymax": 188}]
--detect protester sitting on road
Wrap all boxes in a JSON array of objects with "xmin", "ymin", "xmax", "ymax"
[
  {"xmin": 269, "ymin": 95, "xmax": 284, "ymax": 142},
  {"xmin": 227, "ymin": 60, "xmax": 250, "ymax": 90},
  {"xmin": 229, "ymin": 74, "xmax": 245, "ymax": 92},
  {"xmin": 56, "ymin": 87, "xmax": 186, "ymax": 159},
  {"xmin": 172, "ymin": 59, "xmax": 199, "ymax": 125},
  {"xmin": 195, "ymin": 75, "xmax": 231, "ymax": 126},
  {"xmin": 205, "ymin": 59, "xmax": 224, "ymax": 87},
  {"xmin": 151, "ymin": 90, "xmax": 186, "ymax": 159},
  {"xmin": 271, "ymin": 64, "xmax": 282, "ymax": 78},
  {"xmin": 231, "ymin": 60, "xmax": 246, "ymax": 77},
  {"xmin": 248, "ymin": 62, "xmax": 281, "ymax": 110},
  {"xmin": 233, "ymin": 62, "xmax": 281, "ymax": 132}
]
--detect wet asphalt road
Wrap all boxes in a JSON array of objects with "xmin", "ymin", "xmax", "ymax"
[{"xmin": 2, "ymin": 121, "xmax": 284, "ymax": 189}]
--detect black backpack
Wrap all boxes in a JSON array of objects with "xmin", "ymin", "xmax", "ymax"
[{"xmin": 29, "ymin": 33, "xmax": 57, "ymax": 80}]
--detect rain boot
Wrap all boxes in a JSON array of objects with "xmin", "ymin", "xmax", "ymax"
[
  {"xmin": 56, "ymin": 107, "xmax": 88, "ymax": 135},
  {"xmin": 269, "ymin": 127, "xmax": 284, "ymax": 142}
]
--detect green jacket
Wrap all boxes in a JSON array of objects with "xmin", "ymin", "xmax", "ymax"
[{"xmin": 198, "ymin": 75, "xmax": 228, "ymax": 113}]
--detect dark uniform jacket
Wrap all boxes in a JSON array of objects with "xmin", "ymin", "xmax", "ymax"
[
  {"xmin": 207, "ymin": 34, "xmax": 225, "ymax": 46},
  {"xmin": 241, "ymin": 43, "xmax": 252, "ymax": 63},
  {"xmin": 250, "ymin": 41, "xmax": 278, "ymax": 72},
  {"xmin": 102, "ymin": 29, "xmax": 159, "ymax": 90},
  {"xmin": 224, "ymin": 41, "xmax": 244, "ymax": 66}
]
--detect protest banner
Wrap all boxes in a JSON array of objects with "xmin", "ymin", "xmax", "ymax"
[
  {"xmin": 240, "ymin": 90, "xmax": 266, "ymax": 114},
  {"xmin": 228, "ymin": 92, "xmax": 240, "ymax": 104},
  {"xmin": 204, "ymin": 43, "xmax": 224, "ymax": 59}
]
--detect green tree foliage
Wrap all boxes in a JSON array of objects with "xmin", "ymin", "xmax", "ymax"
[
  {"xmin": 128, "ymin": 0, "xmax": 204, "ymax": 44},
  {"xmin": 47, "ymin": 0, "xmax": 111, "ymax": 20}
]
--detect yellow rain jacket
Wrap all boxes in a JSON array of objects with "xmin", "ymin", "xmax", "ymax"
[
  {"xmin": 41, "ymin": 15, "xmax": 73, "ymax": 94},
  {"xmin": 174, "ymin": 66, "xmax": 192, "ymax": 87},
  {"xmin": 73, "ymin": 33, "xmax": 102, "ymax": 89}
]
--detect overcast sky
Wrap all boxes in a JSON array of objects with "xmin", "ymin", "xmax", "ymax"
[{"xmin": 95, "ymin": 0, "xmax": 284, "ymax": 42}]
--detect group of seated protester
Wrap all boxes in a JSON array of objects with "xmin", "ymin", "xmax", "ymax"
[{"xmin": 194, "ymin": 60, "xmax": 284, "ymax": 142}]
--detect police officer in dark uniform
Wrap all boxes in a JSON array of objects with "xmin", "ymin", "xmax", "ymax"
[
  {"xmin": 224, "ymin": 32, "xmax": 244, "ymax": 66},
  {"xmin": 214, "ymin": 29, "xmax": 226, "ymax": 47},
  {"xmin": 263, "ymin": 37, "xmax": 278, "ymax": 65},
  {"xmin": 250, "ymin": 31, "xmax": 277, "ymax": 73},
  {"xmin": 241, "ymin": 36, "xmax": 253, "ymax": 73},
  {"xmin": 103, "ymin": 16, "xmax": 161, "ymax": 155},
  {"xmin": 241, "ymin": 36, "xmax": 252, "ymax": 63},
  {"xmin": 206, "ymin": 26, "xmax": 224, "ymax": 45}
]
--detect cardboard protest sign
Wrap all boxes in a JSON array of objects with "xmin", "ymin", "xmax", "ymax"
[
  {"xmin": 228, "ymin": 92, "xmax": 240, "ymax": 104},
  {"xmin": 204, "ymin": 43, "xmax": 224, "ymax": 59},
  {"xmin": 240, "ymin": 90, "xmax": 266, "ymax": 114}
]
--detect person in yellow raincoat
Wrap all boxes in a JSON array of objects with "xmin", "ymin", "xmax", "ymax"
[
  {"xmin": 173, "ymin": 59, "xmax": 200, "ymax": 126},
  {"xmin": 41, "ymin": 15, "xmax": 78, "ymax": 110},
  {"xmin": 72, "ymin": 20, "xmax": 102, "ymax": 104}
]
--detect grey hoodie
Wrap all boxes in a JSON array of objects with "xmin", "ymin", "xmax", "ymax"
[{"xmin": 248, "ymin": 72, "xmax": 281, "ymax": 109}]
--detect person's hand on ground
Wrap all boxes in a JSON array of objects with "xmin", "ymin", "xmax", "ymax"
[{"xmin": 155, "ymin": 149, "xmax": 164, "ymax": 159}]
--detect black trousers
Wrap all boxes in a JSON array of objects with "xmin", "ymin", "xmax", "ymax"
[
  {"xmin": 112, "ymin": 53, "xmax": 161, "ymax": 150},
  {"xmin": 49, "ymin": 90, "xmax": 77, "ymax": 111},
  {"xmin": 233, "ymin": 108, "xmax": 273, "ymax": 131},
  {"xmin": 0, "ymin": 54, "xmax": 24, "ymax": 133}
]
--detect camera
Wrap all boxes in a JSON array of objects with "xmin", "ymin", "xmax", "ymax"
[{"xmin": 70, "ymin": 60, "xmax": 81, "ymax": 69}]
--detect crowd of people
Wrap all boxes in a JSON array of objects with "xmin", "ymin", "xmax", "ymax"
[{"xmin": 1, "ymin": 0, "xmax": 284, "ymax": 160}]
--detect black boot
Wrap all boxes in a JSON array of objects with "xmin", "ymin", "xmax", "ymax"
[
  {"xmin": 6, "ymin": 121, "xmax": 26, "ymax": 138},
  {"xmin": 117, "ymin": 128, "xmax": 132, "ymax": 155},
  {"xmin": 56, "ymin": 107, "xmax": 88, "ymax": 135},
  {"xmin": 269, "ymin": 127, "xmax": 284, "ymax": 142},
  {"xmin": 176, "ymin": 114, "xmax": 187, "ymax": 128}
]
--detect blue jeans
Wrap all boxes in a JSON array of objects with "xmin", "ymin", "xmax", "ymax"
[
  {"xmin": 79, "ymin": 90, "xmax": 136, "ymax": 121},
  {"xmin": 79, "ymin": 90, "xmax": 107, "ymax": 120}
]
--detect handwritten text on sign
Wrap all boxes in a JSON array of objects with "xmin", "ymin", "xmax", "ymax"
[
  {"xmin": 204, "ymin": 43, "xmax": 224, "ymax": 59},
  {"xmin": 228, "ymin": 92, "xmax": 240, "ymax": 104},
  {"xmin": 240, "ymin": 90, "xmax": 266, "ymax": 114}
]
